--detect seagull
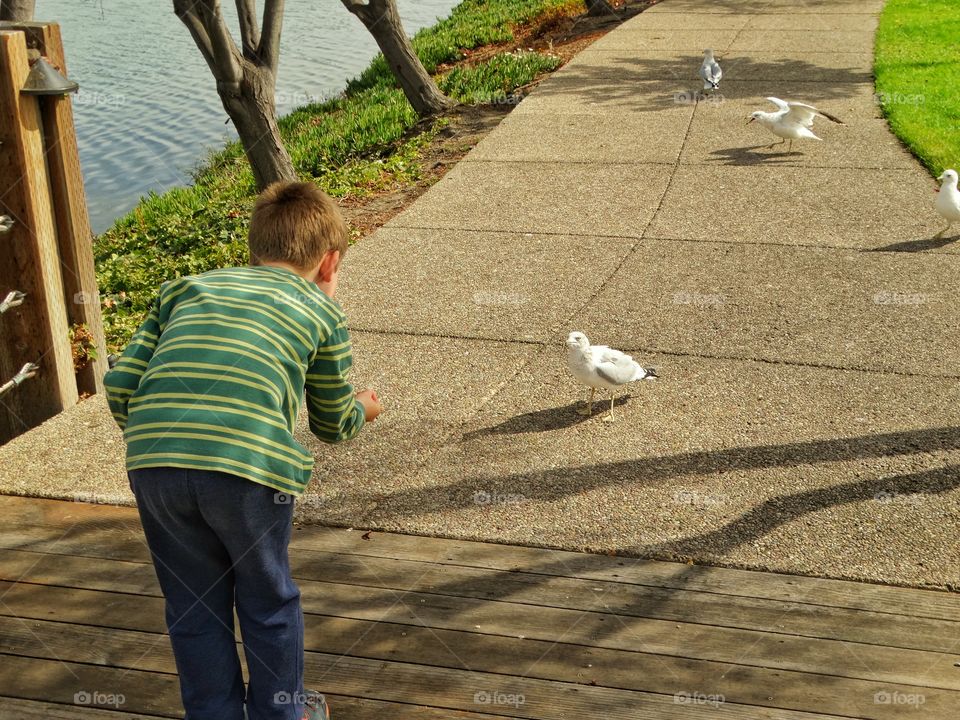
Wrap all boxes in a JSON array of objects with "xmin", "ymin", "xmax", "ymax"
[
  {"xmin": 698, "ymin": 49, "xmax": 722, "ymax": 92},
  {"xmin": 565, "ymin": 331, "xmax": 657, "ymax": 422},
  {"xmin": 934, "ymin": 169, "xmax": 960, "ymax": 238},
  {"xmin": 747, "ymin": 97, "xmax": 844, "ymax": 152}
]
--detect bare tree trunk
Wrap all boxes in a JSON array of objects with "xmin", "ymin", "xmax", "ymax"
[
  {"xmin": 0, "ymin": 0, "xmax": 35, "ymax": 21},
  {"xmin": 218, "ymin": 65, "xmax": 295, "ymax": 190},
  {"xmin": 173, "ymin": 0, "xmax": 296, "ymax": 190},
  {"xmin": 341, "ymin": 0, "xmax": 452, "ymax": 117},
  {"xmin": 584, "ymin": 0, "xmax": 615, "ymax": 17}
]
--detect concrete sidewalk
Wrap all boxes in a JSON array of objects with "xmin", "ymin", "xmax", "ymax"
[{"xmin": 2, "ymin": 0, "xmax": 958, "ymax": 589}]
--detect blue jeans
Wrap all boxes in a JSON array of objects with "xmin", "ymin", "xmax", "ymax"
[{"xmin": 129, "ymin": 467, "xmax": 304, "ymax": 720}]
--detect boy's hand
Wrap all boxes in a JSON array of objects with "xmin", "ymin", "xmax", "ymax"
[{"xmin": 356, "ymin": 389, "xmax": 383, "ymax": 423}]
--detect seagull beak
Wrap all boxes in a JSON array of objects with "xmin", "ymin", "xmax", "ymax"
[{"xmin": 746, "ymin": 117, "xmax": 755, "ymax": 125}]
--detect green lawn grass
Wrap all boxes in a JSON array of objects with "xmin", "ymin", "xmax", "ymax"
[
  {"xmin": 874, "ymin": 0, "xmax": 960, "ymax": 176},
  {"xmin": 95, "ymin": 0, "xmax": 576, "ymax": 349}
]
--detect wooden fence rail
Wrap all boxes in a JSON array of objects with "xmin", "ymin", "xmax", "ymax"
[{"xmin": 0, "ymin": 23, "xmax": 105, "ymax": 445}]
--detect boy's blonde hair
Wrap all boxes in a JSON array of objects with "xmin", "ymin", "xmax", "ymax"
[{"xmin": 248, "ymin": 181, "xmax": 348, "ymax": 269}]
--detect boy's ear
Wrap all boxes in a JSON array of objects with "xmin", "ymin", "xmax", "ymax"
[{"xmin": 318, "ymin": 250, "xmax": 340, "ymax": 282}]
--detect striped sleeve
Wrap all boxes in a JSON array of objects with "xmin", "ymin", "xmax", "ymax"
[
  {"xmin": 103, "ymin": 294, "xmax": 163, "ymax": 430},
  {"xmin": 305, "ymin": 318, "xmax": 364, "ymax": 444}
]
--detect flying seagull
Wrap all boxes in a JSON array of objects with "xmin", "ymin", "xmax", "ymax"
[
  {"xmin": 698, "ymin": 49, "xmax": 722, "ymax": 92},
  {"xmin": 935, "ymin": 169, "xmax": 960, "ymax": 238},
  {"xmin": 747, "ymin": 97, "xmax": 844, "ymax": 152},
  {"xmin": 565, "ymin": 331, "xmax": 657, "ymax": 422}
]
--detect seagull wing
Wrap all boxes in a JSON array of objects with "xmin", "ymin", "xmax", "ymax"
[
  {"xmin": 699, "ymin": 59, "xmax": 721, "ymax": 86},
  {"xmin": 787, "ymin": 101, "xmax": 845, "ymax": 127},
  {"xmin": 592, "ymin": 346, "xmax": 641, "ymax": 386},
  {"xmin": 765, "ymin": 96, "xmax": 790, "ymax": 113},
  {"xmin": 709, "ymin": 59, "xmax": 722, "ymax": 84}
]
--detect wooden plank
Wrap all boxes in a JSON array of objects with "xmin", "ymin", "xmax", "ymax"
[
  {"xmin": 0, "ymin": 21, "xmax": 106, "ymax": 395},
  {"xmin": 0, "ymin": 654, "xmax": 518, "ymax": 720},
  {"xmin": 0, "ymin": 631, "xmax": 854, "ymax": 720},
  {"xmin": 285, "ymin": 548, "xmax": 960, "ymax": 654},
  {"xmin": 287, "ymin": 525, "xmax": 960, "ymax": 620},
  {"xmin": 2, "ymin": 535, "xmax": 958, "ymax": 655},
  {"xmin": 0, "ymin": 697, "xmax": 162, "ymax": 719},
  {"xmin": 1, "ymin": 613, "xmax": 956, "ymax": 720},
  {"xmin": 0, "ymin": 654, "xmax": 179, "ymax": 717},
  {"xmin": 1, "ymin": 554, "xmax": 957, "ymax": 693},
  {"xmin": 2, "ymin": 494, "xmax": 958, "ymax": 621},
  {"xmin": 0, "ymin": 31, "xmax": 77, "ymax": 442}
]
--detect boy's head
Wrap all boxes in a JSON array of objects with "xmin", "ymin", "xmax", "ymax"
[{"xmin": 248, "ymin": 181, "xmax": 348, "ymax": 271}]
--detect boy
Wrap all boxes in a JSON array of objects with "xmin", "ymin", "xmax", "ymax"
[{"xmin": 104, "ymin": 181, "xmax": 382, "ymax": 720}]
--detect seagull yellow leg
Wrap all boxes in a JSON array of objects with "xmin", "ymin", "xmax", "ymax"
[
  {"xmin": 602, "ymin": 391, "xmax": 617, "ymax": 423},
  {"xmin": 935, "ymin": 223, "xmax": 952, "ymax": 239},
  {"xmin": 577, "ymin": 387, "xmax": 595, "ymax": 416}
]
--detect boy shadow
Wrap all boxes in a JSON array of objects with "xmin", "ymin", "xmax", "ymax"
[
  {"xmin": 461, "ymin": 396, "xmax": 632, "ymax": 439},
  {"xmin": 708, "ymin": 145, "xmax": 805, "ymax": 166}
]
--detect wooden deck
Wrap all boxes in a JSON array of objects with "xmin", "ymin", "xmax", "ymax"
[{"xmin": 0, "ymin": 495, "xmax": 957, "ymax": 719}]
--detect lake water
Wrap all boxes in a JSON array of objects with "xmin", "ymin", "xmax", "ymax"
[{"xmin": 34, "ymin": 0, "xmax": 461, "ymax": 233}]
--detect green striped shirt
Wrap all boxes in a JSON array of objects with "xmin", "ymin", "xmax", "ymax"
[{"xmin": 104, "ymin": 265, "xmax": 364, "ymax": 496}]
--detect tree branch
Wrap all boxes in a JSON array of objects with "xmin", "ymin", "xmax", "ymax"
[
  {"xmin": 194, "ymin": 0, "xmax": 243, "ymax": 84},
  {"xmin": 340, "ymin": 0, "xmax": 375, "ymax": 26},
  {"xmin": 235, "ymin": 0, "xmax": 261, "ymax": 58},
  {"xmin": 259, "ymin": 0, "xmax": 285, "ymax": 74},
  {"xmin": 173, "ymin": 0, "xmax": 217, "ymax": 71}
]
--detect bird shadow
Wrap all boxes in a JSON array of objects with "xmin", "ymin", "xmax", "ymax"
[
  {"xmin": 708, "ymin": 144, "xmax": 806, "ymax": 166},
  {"xmin": 461, "ymin": 396, "xmax": 632, "ymax": 440},
  {"xmin": 865, "ymin": 235, "xmax": 960, "ymax": 253}
]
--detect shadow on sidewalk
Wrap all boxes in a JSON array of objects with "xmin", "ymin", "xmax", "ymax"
[
  {"xmin": 346, "ymin": 425, "xmax": 960, "ymax": 558},
  {"xmin": 707, "ymin": 144, "xmax": 805, "ymax": 165},
  {"xmin": 539, "ymin": 54, "xmax": 872, "ymax": 113},
  {"xmin": 461, "ymin": 397, "xmax": 631, "ymax": 438},
  {"xmin": 866, "ymin": 235, "xmax": 960, "ymax": 253}
]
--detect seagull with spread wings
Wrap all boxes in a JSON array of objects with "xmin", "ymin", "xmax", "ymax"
[{"xmin": 747, "ymin": 97, "xmax": 844, "ymax": 152}]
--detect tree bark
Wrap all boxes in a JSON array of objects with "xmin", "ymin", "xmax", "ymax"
[
  {"xmin": 173, "ymin": 0, "xmax": 296, "ymax": 190},
  {"xmin": 218, "ymin": 65, "xmax": 296, "ymax": 190},
  {"xmin": 341, "ymin": 0, "xmax": 452, "ymax": 117},
  {"xmin": 0, "ymin": 0, "xmax": 34, "ymax": 21},
  {"xmin": 584, "ymin": 0, "xmax": 615, "ymax": 17}
]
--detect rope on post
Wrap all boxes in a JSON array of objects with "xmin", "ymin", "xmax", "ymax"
[
  {"xmin": 0, "ymin": 215, "xmax": 13, "ymax": 234},
  {"xmin": 0, "ymin": 290, "xmax": 26, "ymax": 314},
  {"xmin": 0, "ymin": 362, "xmax": 40, "ymax": 399}
]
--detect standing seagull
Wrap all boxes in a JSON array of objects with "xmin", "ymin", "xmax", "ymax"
[
  {"xmin": 566, "ymin": 331, "xmax": 657, "ymax": 422},
  {"xmin": 747, "ymin": 97, "xmax": 844, "ymax": 152},
  {"xmin": 698, "ymin": 49, "xmax": 722, "ymax": 92},
  {"xmin": 934, "ymin": 169, "xmax": 960, "ymax": 238}
]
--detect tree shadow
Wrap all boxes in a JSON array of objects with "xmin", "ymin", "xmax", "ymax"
[
  {"xmin": 865, "ymin": 235, "xmax": 960, "ymax": 253},
  {"xmin": 533, "ymin": 54, "xmax": 874, "ymax": 113},
  {"xmin": 335, "ymin": 426, "xmax": 960, "ymax": 533},
  {"xmin": 460, "ymin": 396, "xmax": 631, "ymax": 439}
]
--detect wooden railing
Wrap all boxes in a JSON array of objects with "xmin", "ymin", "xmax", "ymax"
[{"xmin": 0, "ymin": 22, "xmax": 105, "ymax": 444}]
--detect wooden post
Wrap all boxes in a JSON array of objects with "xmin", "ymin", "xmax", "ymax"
[
  {"xmin": 0, "ymin": 20, "xmax": 107, "ymax": 395},
  {"xmin": 0, "ymin": 29, "xmax": 77, "ymax": 443}
]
